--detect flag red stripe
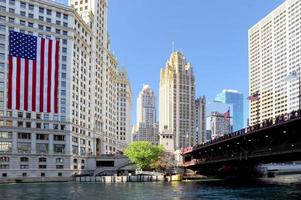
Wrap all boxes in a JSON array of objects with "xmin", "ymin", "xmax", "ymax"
[
  {"xmin": 54, "ymin": 40, "xmax": 59, "ymax": 113},
  {"xmin": 39, "ymin": 38, "xmax": 45, "ymax": 112},
  {"xmin": 7, "ymin": 56, "xmax": 13, "ymax": 109},
  {"xmin": 24, "ymin": 59, "xmax": 29, "ymax": 110},
  {"xmin": 47, "ymin": 40, "xmax": 52, "ymax": 112},
  {"xmin": 16, "ymin": 57, "xmax": 21, "ymax": 110},
  {"xmin": 32, "ymin": 60, "xmax": 37, "ymax": 111}
]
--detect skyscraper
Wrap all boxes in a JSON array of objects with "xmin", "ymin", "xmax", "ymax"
[
  {"xmin": 195, "ymin": 96, "xmax": 206, "ymax": 145},
  {"xmin": 215, "ymin": 89, "xmax": 244, "ymax": 131},
  {"xmin": 0, "ymin": 0, "xmax": 120, "ymax": 178},
  {"xmin": 210, "ymin": 112, "xmax": 231, "ymax": 140},
  {"xmin": 137, "ymin": 84, "xmax": 156, "ymax": 125},
  {"xmin": 159, "ymin": 51, "xmax": 195, "ymax": 149},
  {"xmin": 116, "ymin": 69, "xmax": 132, "ymax": 150},
  {"xmin": 249, "ymin": 0, "xmax": 301, "ymax": 125},
  {"xmin": 133, "ymin": 84, "xmax": 158, "ymax": 145}
]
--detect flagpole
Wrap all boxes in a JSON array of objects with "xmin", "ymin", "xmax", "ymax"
[{"xmin": 298, "ymin": 64, "xmax": 301, "ymax": 112}]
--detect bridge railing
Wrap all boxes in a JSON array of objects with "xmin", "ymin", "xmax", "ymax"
[{"xmin": 189, "ymin": 109, "xmax": 301, "ymax": 153}]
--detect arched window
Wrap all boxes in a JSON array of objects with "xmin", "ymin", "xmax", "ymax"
[
  {"xmin": 39, "ymin": 157, "xmax": 47, "ymax": 162},
  {"xmin": 0, "ymin": 156, "xmax": 9, "ymax": 162},
  {"xmin": 20, "ymin": 157, "xmax": 29, "ymax": 162}
]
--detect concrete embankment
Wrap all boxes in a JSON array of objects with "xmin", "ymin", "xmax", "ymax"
[{"xmin": 75, "ymin": 175, "xmax": 165, "ymax": 183}]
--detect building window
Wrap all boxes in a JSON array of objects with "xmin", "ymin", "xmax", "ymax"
[
  {"xmin": 18, "ymin": 133, "xmax": 31, "ymax": 140},
  {"xmin": 17, "ymin": 143, "xmax": 31, "ymax": 153},
  {"xmin": 9, "ymin": 8, "xmax": 14, "ymax": 13},
  {"xmin": 56, "ymin": 12, "xmax": 61, "ymax": 18},
  {"xmin": 72, "ymin": 145, "xmax": 78, "ymax": 155},
  {"xmin": 58, "ymin": 172, "xmax": 62, "ymax": 176},
  {"xmin": 53, "ymin": 124, "xmax": 59, "ymax": 129},
  {"xmin": 63, "ymin": 14, "xmax": 68, "ymax": 20},
  {"xmin": 39, "ymin": 7, "xmax": 44, "ymax": 13},
  {"xmin": 46, "ymin": 9, "xmax": 51, "ymax": 15},
  {"xmin": 56, "ymin": 165, "xmax": 64, "ymax": 169},
  {"xmin": 0, "ymin": 132, "xmax": 12, "ymax": 139},
  {"xmin": 28, "ymin": 4, "xmax": 34, "ymax": 10},
  {"xmin": 22, "ymin": 173, "xmax": 27, "ymax": 177},
  {"xmin": 26, "ymin": 113, "xmax": 31, "ymax": 119},
  {"xmin": 54, "ymin": 135, "xmax": 65, "ymax": 141},
  {"xmin": 36, "ymin": 123, "xmax": 41, "ymax": 128},
  {"xmin": 39, "ymin": 157, "xmax": 47, "ymax": 162},
  {"xmin": 0, "ymin": 142, "xmax": 12, "ymax": 152},
  {"xmin": 20, "ymin": 2, "xmax": 26, "ymax": 8},
  {"xmin": 28, "ymin": 13, "xmax": 33, "ymax": 19},
  {"xmin": 39, "ymin": 165, "xmax": 47, "ymax": 169},
  {"xmin": 20, "ymin": 165, "xmax": 29, "ymax": 169},
  {"xmin": 28, "ymin": 22, "xmax": 34, "ymax": 28},
  {"xmin": 43, "ymin": 123, "xmax": 49, "ymax": 129},
  {"xmin": 2, "ymin": 173, "xmax": 7, "ymax": 177},
  {"xmin": 26, "ymin": 122, "xmax": 31, "ymax": 128},
  {"xmin": 0, "ymin": 156, "xmax": 9, "ymax": 162},
  {"xmin": 56, "ymin": 158, "xmax": 64, "ymax": 163},
  {"xmin": 36, "ymin": 143, "xmax": 48, "ymax": 153},
  {"xmin": 54, "ymin": 144, "xmax": 65, "ymax": 153},
  {"xmin": 41, "ymin": 172, "xmax": 45, "ymax": 177},
  {"xmin": 20, "ymin": 157, "xmax": 29, "ymax": 162},
  {"xmin": 36, "ymin": 134, "xmax": 48, "ymax": 140}
]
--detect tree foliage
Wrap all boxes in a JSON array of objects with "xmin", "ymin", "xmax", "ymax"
[{"xmin": 124, "ymin": 141, "xmax": 164, "ymax": 170}]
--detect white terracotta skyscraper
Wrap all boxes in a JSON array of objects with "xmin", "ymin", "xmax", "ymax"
[{"xmin": 159, "ymin": 51, "xmax": 195, "ymax": 150}]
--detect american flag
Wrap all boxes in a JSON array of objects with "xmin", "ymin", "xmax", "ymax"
[
  {"xmin": 223, "ymin": 108, "xmax": 230, "ymax": 119},
  {"xmin": 7, "ymin": 31, "xmax": 60, "ymax": 113},
  {"xmin": 247, "ymin": 91, "xmax": 260, "ymax": 102}
]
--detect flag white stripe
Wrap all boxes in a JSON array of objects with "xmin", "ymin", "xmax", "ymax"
[
  {"xmin": 28, "ymin": 60, "xmax": 33, "ymax": 112},
  {"xmin": 36, "ymin": 38, "xmax": 41, "ymax": 112},
  {"xmin": 51, "ymin": 40, "xmax": 56, "ymax": 113},
  {"xmin": 43, "ymin": 39, "xmax": 49, "ymax": 112},
  {"xmin": 12, "ymin": 57, "xmax": 17, "ymax": 110},
  {"xmin": 20, "ymin": 58, "xmax": 25, "ymax": 111}
]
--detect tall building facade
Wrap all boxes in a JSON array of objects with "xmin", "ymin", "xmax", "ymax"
[
  {"xmin": 133, "ymin": 84, "xmax": 158, "ymax": 145},
  {"xmin": 195, "ymin": 96, "xmax": 206, "ymax": 145},
  {"xmin": 210, "ymin": 112, "xmax": 231, "ymax": 140},
  {"xmin": 0, "ymin": 0, "xmax": 119, "ymax": 179},
  {"xmin": 137, "ymin": 84, "xmax": 156, "ymax": 125},
  {"xmin": 249, "ymin": 0, "xmax": 301, "ymax": 125},
  {"xmin": 215, "ymin": 89, "xmax": 243, "ymax": 131},
  {"xmin": 159, "ymin": 51, "xmax": 195, "ymax": 149},
  {"xmin": 116, "ymin": 68, "xmax": 132, "ymax": 150}
]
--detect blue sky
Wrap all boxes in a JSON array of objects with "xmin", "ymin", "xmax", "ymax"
[
  {"xmin": 108, "ymin": 0, "xmax": 284, "ymax": 125},
  {"xmin": 58, "ymin": 0, "xmax": 284, "ymax": 125}
]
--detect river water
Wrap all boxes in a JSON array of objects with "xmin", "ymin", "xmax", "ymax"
[{"xmin": 1, "ymin": 180, "xmax": 301, "ymax": 200}]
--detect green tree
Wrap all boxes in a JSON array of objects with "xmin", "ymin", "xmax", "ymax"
[{"xmin": 124, "ymin": 141, "xmax": 164, "ymax": 170}]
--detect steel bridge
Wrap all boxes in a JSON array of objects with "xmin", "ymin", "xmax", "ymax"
[{"xmin": 182, "ymin": 110, "xmax": 301, "ymax": 177}]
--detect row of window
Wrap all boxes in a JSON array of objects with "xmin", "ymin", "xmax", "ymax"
[
  {"xmin": 0, "ymin": 156, "xmax": 64, "ymax": 163},
  {"xmin": 1, "ymin": 0, "xmax": 68, "ymax": 20},
  {"xmin": 1, "ymin": 172, "xmax": 63, "ymax": 177},
  {"xmin": 0, "ymin": 141, "xmax": 66, "ymax": 153}
]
